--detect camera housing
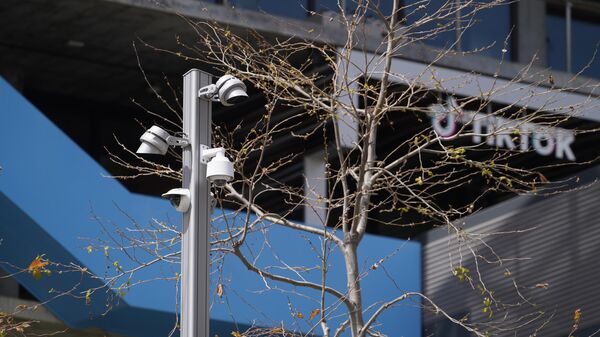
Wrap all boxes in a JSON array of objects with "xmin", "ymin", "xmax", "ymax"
[
  {"xmin": 216, "ymin": 75, "xmax": 248, "ymax": 106},
  {"xmin": 137, "ymin": 125, "xmax": 170, "ymax": 155},
  {"xmin": 198, "ymin": 75, "xmax": 248, "ymax": 106},
  {"xmin": 161, "ymin": 188, "xmax": 191, "ymax": 212},
  {"xmin": 201, "ymin": 146, "xmax": 234, "ymax": 187},
  {"xmin": 206, "ymin": 156, "xmax": 234, "ymax": 187},
  {"xmin": 137, "ymin": 126, "xmax": 189, "ymax": 155}
]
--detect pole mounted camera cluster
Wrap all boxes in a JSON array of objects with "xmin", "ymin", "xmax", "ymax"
[
  {"xmin": 136, "ymin": 73, "xmax": 247, "ymax": 212},
  {"xmin": 136, "ymin": 70, "xmax": 247, "ymax": 337}
]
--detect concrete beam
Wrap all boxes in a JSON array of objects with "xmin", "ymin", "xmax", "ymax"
[
  {"xmin": 102, "ymin": 0, "xmax": 598, "ymax": 96},
  {"xmin": 104, "ymin": 0, "xmax": 347, "ymax": 45}
]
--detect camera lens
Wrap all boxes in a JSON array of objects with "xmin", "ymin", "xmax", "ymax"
[{"xmin": 169, "ymin": 196, "xmax": 181, "ymax": 208}]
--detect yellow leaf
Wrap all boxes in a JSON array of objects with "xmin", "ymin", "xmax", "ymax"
[
  {"xmin": 28, "ymin": 256, "xmax": 48, "ymax": 272},
  {"xmin": 309, "ymin": 309, "xmax": 320, "ymax": 320},
  {"xmin": 231, "ymin": 332, "xmax": 242, "ymax": 337},
  {"xmin": 574, "ymin": 308, "xmax": 582, "ymax": 325},
  {"xmin": 28, "ymin": 255, "xmax": 49, "ymax": 280},
  {"xmin": 296, "ymin": 312, "xmax": 304, "ymax": 319},
  {"xmin": 216, "ymin": 284, "xmax": 224, "ymax": 298}
]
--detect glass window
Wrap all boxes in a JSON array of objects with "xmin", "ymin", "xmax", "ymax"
[
  {"xmin": 546, "ymin": 12, "xmax": 567, "ymax": 72},
  {"xmin": 345, "ymin": 0, "xmax": 394, "ymax": 18},
  {"xmin": 461, "ymin": 3, "xmax": 512, "ymax": 59},
  {"xmin": 546, "ymin": 4, "xmax": 600, "ymax": 78},
  {"xmin": 402, "ymin": 0, "xmax": 455, "ymax": 49},
  {"xmin": 572, "ymin": 14, "xmax": 600, "ymax": 77},
  {"xmin": 229, "ymin": 0, "xmax": 309, "ymax": 20},
  {"xmin": 402, "ymin": 0, "xmax": 512, "ymax": 59},
  {"xmin": 314, "ymin": 0, "xmax": 341, "ymax": 13}
]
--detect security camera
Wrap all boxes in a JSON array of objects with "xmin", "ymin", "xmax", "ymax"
[
  {"xmin": 137, "ymin": 125, "xmax": 189, "ymax": 155},
  {"xmin": 201, "ymin": 147, "xmax": 234, "ymax": 187},
  {"xmin": 161, "ymin": 188, "xmax": 191, "ymax": 212},
  {"xmin": 216, "ymin": 75, "xmax": 247, "ymax": 106},
  {"xmin": 198, "ymin": 75, "xmax": 247, "ymax": 106},
  {"xmin": 137, "ymin": 125, "xmax": 170, "ymax": 155}
]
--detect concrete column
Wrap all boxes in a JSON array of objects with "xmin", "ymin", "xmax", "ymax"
[
  {"xmin": 335, "ymin": 57, "xmax": 361, "ymax": 148},
  {"xmin": 304, "ymin": 150, "xmax": 327, "ymax": 226},
  {"xmin": 516, "ymin": 0, "xmax": 547, "ymax": 67}
]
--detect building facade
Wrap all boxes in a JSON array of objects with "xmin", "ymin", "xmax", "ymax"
[{"xmin": 0, "ymin": 0, "xmax": 599, "ymax": 336}]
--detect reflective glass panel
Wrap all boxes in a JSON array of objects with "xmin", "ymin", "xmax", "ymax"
[
  {"xmin": 229, "ymin": 0, "xmax": 309, "ymax": 19},
  {"xmin": 402, "ymin": 0, "xmax": 455, "ymax": 49},
  {"xmin": 546, "ymin": 8, "xmax": 600, "ymax": 78},
  {"xmin": 402, "ymin": 0, "xmax": 512, "ymax": 59},
  {"xmin": 461, "ymin": 2, "xmax": 512, "ymax": 59},
  {"xmin": 345, "ymin": 0, "xmax": 394, "ymax": 18},
  {"xmin": 572, "ymin": 15, "xmax": 600, "ymax": 78},
  {"xmin": 546, "ymin": 13, "xmax": 567, "ymax": 72},
  {"xmin": 315, "ymin": 0, "xmax": 341, "ymax": 13}
]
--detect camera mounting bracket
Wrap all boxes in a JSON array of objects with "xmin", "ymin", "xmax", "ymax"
[
  {"xmin": 166, "ymin": 135, "xmax": 190, "ymax": 147},
  {"xmin": 198, "ymin": 84, "xmax": 217, "ymax": 99},
  {"xmin": 199, "ymin": 145, "xmax": 226, "ymax": 164}
]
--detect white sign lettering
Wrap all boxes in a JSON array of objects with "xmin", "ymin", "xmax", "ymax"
[{"xmin": 430, "ymin": 98, "xmax": 576, "ymax": 161}]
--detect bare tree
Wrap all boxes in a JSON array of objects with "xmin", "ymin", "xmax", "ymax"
[{"xmin": 93, "ymin": 1, "xmax": 600, "ymax": 336}]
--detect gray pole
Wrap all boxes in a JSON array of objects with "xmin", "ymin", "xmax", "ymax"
[
  {"xmin": 565, "ymin": 1, "xmax": 573, "ymax": 73},
  {"xmin": 182, "ymin": 69, "xmax": 212, "ymax": 337},
  {"xmin": 454, "ymin": 0, "xmax": 462, "ymax": 52}
]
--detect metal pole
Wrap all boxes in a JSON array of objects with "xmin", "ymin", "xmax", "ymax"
[
  {"xmin": 182, "ymin": 69, "xmax": 212, "ymax": 337},
  {"xmin": 455, "ymin": 0, "xmax": 462, "ymax": 52},
  {"xmin": 565, "ymin": 1, "xmax": 572, "ymax": 73}
]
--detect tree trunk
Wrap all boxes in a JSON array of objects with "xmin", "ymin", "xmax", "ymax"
[{"xmin": 343, "ymin": 234, "xmax": 365, "ymax": 337}]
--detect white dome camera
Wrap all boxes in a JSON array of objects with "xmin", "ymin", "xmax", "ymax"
[
  {"xmin": 137, "ymin": 125, "xmax": 170, "ymax": 155},
  {"xmin": 161, "ymin": 188, "xmax": 191, "ymax": 212},
  {"xmin": 201, "ymin": 146, "xmax": 234, "ymax": 187},
  {"xmin": 198, "ymin": 75, "xmax": 247, "ymax": 106}
]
